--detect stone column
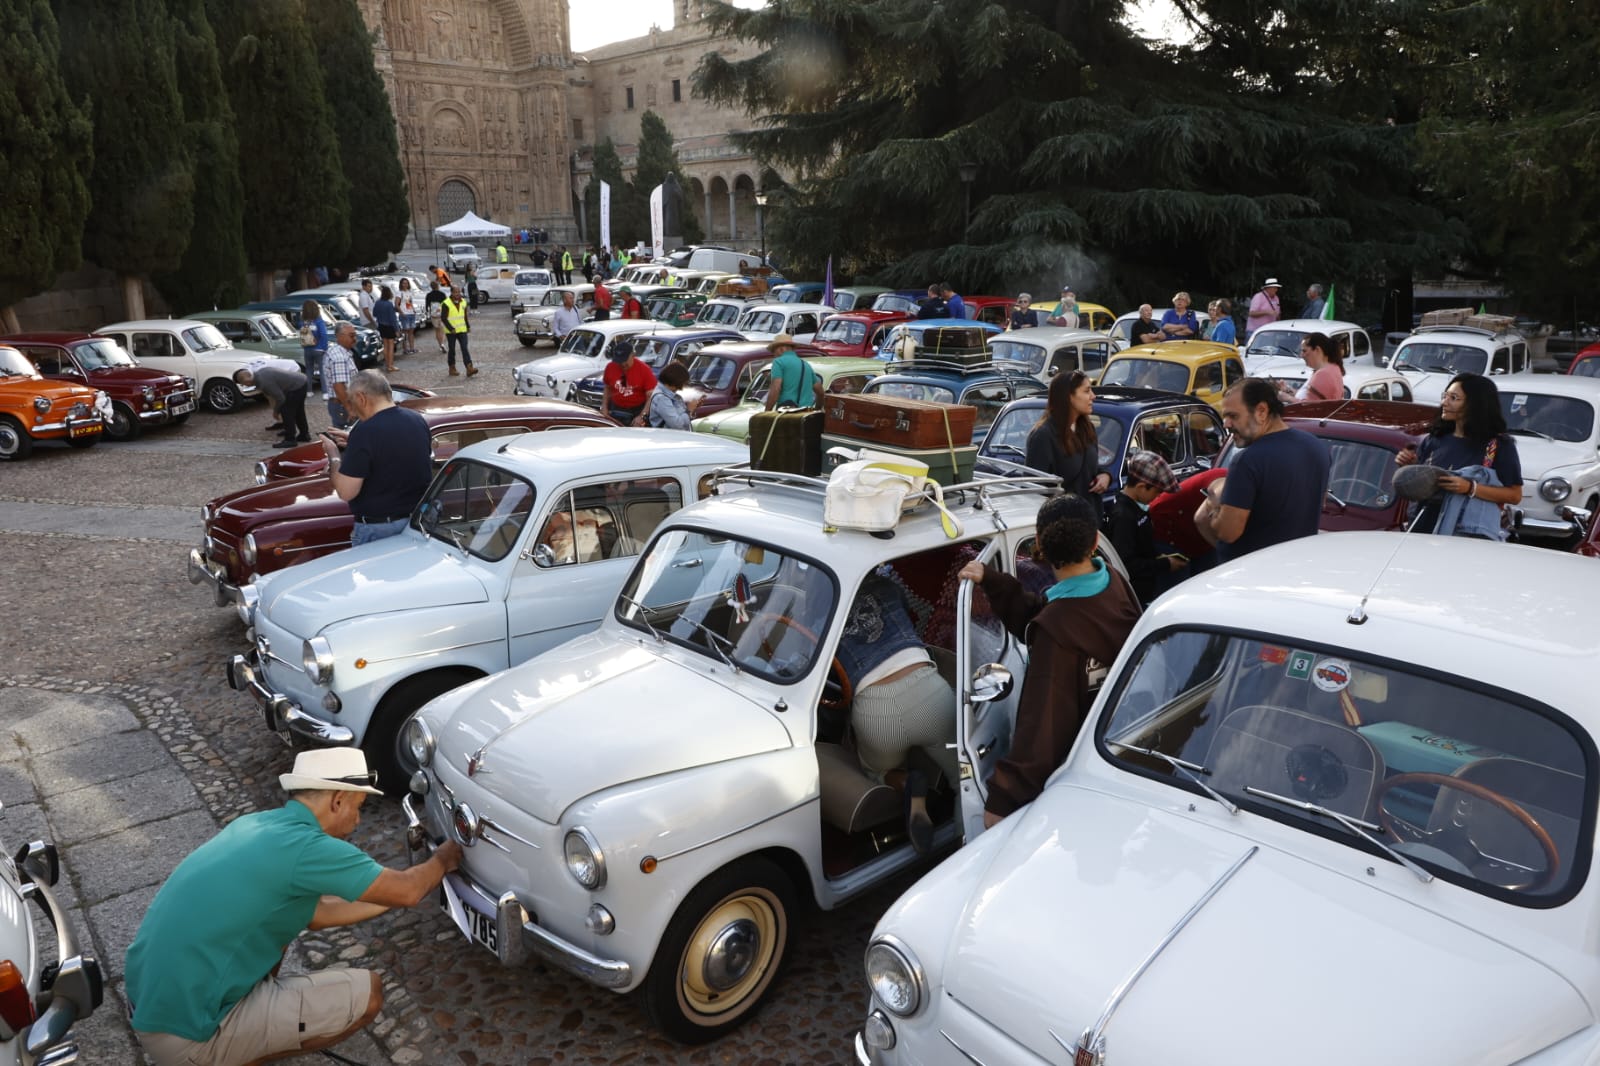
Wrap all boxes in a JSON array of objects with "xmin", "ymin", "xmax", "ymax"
[{"xmin": 727, "ymin": 187, "xmax": 737, "ymax": 240}]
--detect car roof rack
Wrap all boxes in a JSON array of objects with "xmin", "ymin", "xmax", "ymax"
[
  {"xmin": 883, "ymin": 357, "xmax": 1033, "ymax": 375},
  {"xmin": 708, "ymin": 465, "xmax": 1065, "ymax": 517},
  {"xmin": 1408, "ymin": 324, "xmax": 1503, "ymax": 339}
]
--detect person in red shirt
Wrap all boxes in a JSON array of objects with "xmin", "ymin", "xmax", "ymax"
[
  {"xmin": 593, "ymin": 278, "xmax": 613, "ymax": 320},
  {"xmin": 601, "ymin": 339, "xmax": 657, "ymax": 425},
  {"xmin": 618, "ymin": 285, "xmax": 643, "ymax": 319}
]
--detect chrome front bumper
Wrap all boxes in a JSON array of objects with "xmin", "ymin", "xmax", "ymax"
[
  {"xmin": 15, "ymin": 842, "xmax": 103, "ymax": 1065},
  {"xmin": 402, "ymin": 794, "xmax": 631, "ymax": 990},
  {"xmin": 1514, "ymin": 513, "xmax": 1577, "ymax": 537},
  {"xmin": 226, "ymin": 652, "xmax": 354, "ymax": 746},
  {"xmin": 30, "ymin": 416, "xmax": 102, "ymax": 436},
  {"xmin": 186, "ymin": 548, "xmax": 242, "ymax": 606},
  {"xmin": 853, "ymin": 1031, "xmax": 874, "ymax": 1064}
]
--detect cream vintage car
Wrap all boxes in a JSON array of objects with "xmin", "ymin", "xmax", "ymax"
[
  {"xmin": 854, "ymin": 533, "xmax": 1600, "ymax": 1064},
  {"xmin": 403, "ymin": 468, "xmax": 1119, "ymax": 1042}
]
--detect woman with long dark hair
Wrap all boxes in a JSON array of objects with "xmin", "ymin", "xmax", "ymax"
[
  {"xmin": 1396, "ymin": 372, "xmax": 1523, "ymax": 534},
  {"xmin": 1025, "ymin": 370, "xmax": 1111, "ymax": 497}
]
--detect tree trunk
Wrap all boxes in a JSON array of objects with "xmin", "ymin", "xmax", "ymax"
[
  {"xmin": 0, "ymin": 306, "xmax": 21, "ymax": 333},
  {"xmin": 256, "ymin": 272, "xmax": 278, "ymax": 301},
  {"xmin": 121, "ymin": 274, "xmax": 147, "ymax": 320}
]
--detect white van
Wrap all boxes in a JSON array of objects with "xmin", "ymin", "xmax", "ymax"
[{"xmin": 684, "ymin": 247, "xmax": 765, "ymax": 275}]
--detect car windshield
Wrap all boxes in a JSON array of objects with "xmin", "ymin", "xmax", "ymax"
[
  {"xmin": 541, "ymin": 290, "xmax": 566, "ymax": 307},
  {"xmin": 182, "ymin": 324, "xmax": 231, "ymax": 351},
  {"xmin": 559, "ymin": 330, "xmax": 605, "ymax": 358},
  {"xmin": 982, "ymin": 407, "xmax": 1121, "ymax": 469},
  {"xmin": 742, "ymin": 367, "xmax": 774, "ymax": 405},
  {"xmin": 816, "ymin": 319, "xmax": 867, "ymax": 345},
  {"xmin": 1246, "ymin": 328, "xmax": 1306, "ymax": 359},
  {"xmin": 637, "ymin": 338, "xmax": 677, "ymax": 367},
  {"xmin": 256, "ymin": 314, "xmax": 293, "ymax": 340},
  {"xmin": 644, "ymin": 298, "xmax": 678, "ymax": 319},
  {"xmin": 775, "ymin": 288, "xmax": 807, "ymax": 304},
  {"xmin": 515, "ymin": 271, "xmax": 551, "ymax": 287},
  {"xmin": 1100, "ymin": 629, "xmax": 1592, "ymax": 903},
  {"xmin": 687, "ymin": 354, "xmax": 740, "ymax": 391},
  {"xmin": 740, "ymin": 310, "xmax": 786, "ymax": 335},
  {"xmin": 1324, "ymin": 437, "xmax": 1404, "ymax": 509},
  {"xmin": 1502, "ymin": 392, "xmax": 1595, "ymax": 443},
  {"xmin": 617, "ymin": 528, "xmax": 836, "ymax": 685},
  {"xmin": 415, "ymin": 459, "xmax": 536, "ymax": 563},
  {"xmin": 74, "ymin": 339, "xmax": 136, "ymax": 369},
  {"xmin": 699, "ymin": 302, "xmax": 742, "ymax": 325},
  {"xmin": 873, "ymin": 294, "xmax": 918, "ymax": 315},
  {"xmin": 1394, "ymin": 342, "xmax": 1487, "ymax": 376},
  {"xmin": 867, "ymin": 379, "xmax": 955, "ymax": 405},
  {"xmin": 987, "ymin": 338, "xmax": 1046, "ymax": 373},
  {"xmin": 0, "ymin": 347, "xmax": 41, "ymax": 378},
  {"xmin": 321, "ymin": 298, "xmax": 360, "ymax": 323},
  {"xmin": 1101, "ymin": 358, "xmax": 1190, "ymax": 393}
]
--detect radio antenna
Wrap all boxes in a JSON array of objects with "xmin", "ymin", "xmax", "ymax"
[{"xmin": 1347, "ymin": 518, "xmax": 1422, "ymax": 624}]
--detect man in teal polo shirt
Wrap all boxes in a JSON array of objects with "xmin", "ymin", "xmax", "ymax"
[
  {"xmin": 125, "ymin": 748, "xmax": 462, "ymax": 1066},
  {"xmin": 763, "ymin": 333, "xmax": 823, "ymax": 410}
]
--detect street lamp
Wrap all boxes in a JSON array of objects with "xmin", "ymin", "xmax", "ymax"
[
  {"xmin": 957, "ymin": 162, "xmax": 978, "ymax": 241},
  {"xmin": 754, "ymin": 189, "xmax": 769, "ymax": 268}
]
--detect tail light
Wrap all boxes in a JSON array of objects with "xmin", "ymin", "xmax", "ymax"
[{"xmin": 0, "ymin": 959, "xmax": 34, "ymax": 1039}]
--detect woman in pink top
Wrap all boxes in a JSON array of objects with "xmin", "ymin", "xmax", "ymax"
[{"xmin": 1292, "ymin": 331, "xmax": 1345, "ymax": 402}]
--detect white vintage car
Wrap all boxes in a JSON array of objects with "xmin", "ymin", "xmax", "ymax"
[
  {"xmin": 402, "ymin": 468, "xmax": 1118, "ymax": 1042},
  {"xmin": 984, "ymin": 327, "xmax": 1118, "ymax": 384},
  {"xmin": 0, "ymin": 810, "xmax": 102, "ymax": 1064},
  {"xmin": 1389, "ymin": 324, "xmax": 1534, "ymax": 404},
  {"xmin": 227, "ymin": 429, "xmax": 745, "ymax": 792},
  {"xmin": 510, "ymin": 319, "xmax": 664, "ymax": 401},
  {"xmin": 513, "ymin": 284, "xmax": 596, "ymax": 346},
  {"xmin": 1498, "ymin": 376, "xmax": 1600, "ymax": 539},
  {"xmin": 735, "ymin": 302, "xmax": 832, "ymax": 343},
  {"xmin": 94, "ymin": 319, "xmax": 260, "ymax": 413},
  {"xmin": 508, "ymin": 268, "xmax": 556, "ymax": 316},
  {"xmin": 1242, "ymin": 358, "xmax": 1416, "ymax": 403},
  {"xmin": 854, "ymin": 532, "xmax": 1600, "ymax": 1065},
  {"xmin": 1244, "ymin": 317, "xmax": 1382, "ymax": 367}
]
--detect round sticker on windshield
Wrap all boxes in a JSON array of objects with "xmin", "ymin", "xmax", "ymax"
[{"xmin": 1312, "ymin": 658, "xmax": 1352, "ymax": 693}]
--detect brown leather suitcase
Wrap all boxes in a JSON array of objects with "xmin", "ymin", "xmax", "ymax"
[
  {"xmin": 749, "ymin": 409, "xmax": 824, "ymax": 476},
  {"xmin": 822, "ymin": 393, "xmax": 976, "ymax": 448},
  {"xmin": 920, "ymin": 325, "xmax": 987, "ymax": 352}
]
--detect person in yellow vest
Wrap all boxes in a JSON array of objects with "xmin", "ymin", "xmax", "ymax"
[
  {"xmin": 495, "ymin": 241, "xmax": 509, "ymax": 264},
  {"xmin": 560, "ymin": 247, "xmax": 575, "ymax": 285},
  {"xmin": 440, "ymin": 286, "xmax": 477, "ymax": 377}
]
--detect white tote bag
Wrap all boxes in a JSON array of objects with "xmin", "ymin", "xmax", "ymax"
[{"xmin": 823, "ymin": 448, "xmax": 960, "ymax": 537}]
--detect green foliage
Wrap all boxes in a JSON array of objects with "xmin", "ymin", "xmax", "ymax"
[
  {"xmin": 583, "ymin": 138, "xmax": 644, "ymax": 246},
  {"xmin": 53, "ymin": 0, "xmax": 194, "ymax": 276},
  {"xmin": 153, "ymin": 0, "xmax": 248, "ymax": 312},
  {"xmin": 207, "ymin": 0, "xmax": 348, "ymax": 271},
  {"xmin": 634, "ymin": 110, "xmax": 703, "ymax": 244},
  {"xmin": 307, "ymin": 0, "xmax": 408, "ymax": 266},
  {"xmin": 0, "ymin": 0, "xmax": 92, "ymax": 308}
]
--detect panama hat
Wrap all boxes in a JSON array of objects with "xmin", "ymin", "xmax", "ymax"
[
  {"xmin": 279, "ymin": 747, "xmax": 384, "ymax": 795},
  {"xmin": 1262, "ymin": 278, "xmax": 1282, "ymax": 289},
  {"xmin": 767, "ymin": 333, "xmax": 798, "ymax": 353}
]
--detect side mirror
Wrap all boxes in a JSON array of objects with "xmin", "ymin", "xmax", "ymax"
[
  {"xmin": 971, "ymin": 663, "xmax": 1014, "ymax": 704},
  {"xmin": 525, "ymin": 543, "xmax": 556, "ymax": 568}
]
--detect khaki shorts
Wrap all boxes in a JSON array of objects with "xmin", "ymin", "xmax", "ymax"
[{"xmin": 137, "ymin": 968, "xmax": 374, "ymax": 1066}]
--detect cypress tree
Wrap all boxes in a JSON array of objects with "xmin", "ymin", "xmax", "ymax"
[
  {"xmin": 584, "ymin": 138, "xmax": 643, "ymax": 247},
  {"xmin": 54, "ymin": 0, "xmax": 194, "ymax": 318},
  {"xmin": 0, "ymin": 0, "xmax": 92, "ymax": 321},
  {"xmin": 207, "ymin": 0, "xmax": 348, "ymax": 289},
  {"xmin": 307, "ymin": 0, "xmax": 409, "ymax": 266},
  {"xmin": 153, "ymin": 0, "xmax": 248, "ymax": 313},
  {"xmin": 635, "ymin": 110, "xmax": 704, "ymax": 245}
]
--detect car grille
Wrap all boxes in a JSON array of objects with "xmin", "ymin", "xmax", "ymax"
[{"xmin": 573, "ymin": 382, "xmax": 605, "ymax": 410}]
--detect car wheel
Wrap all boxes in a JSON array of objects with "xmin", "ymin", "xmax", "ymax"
[
  {"xmin": 65, "ymin": 432, "xmax": 99, "ymax": 450},
  {"xmin": 203, "ymin": 378, "xmax": 242, "ymax": 413},
  {"xmin": 643, "ymin": 857, "xmax": 796, "ymax": 1044},
  {"xmin": 0, "ymin": 417, "xmax": 33, "ymax": 461},
  {"xmin": 105, "ymin": 402, "xmax": 142, "ymax": 441},
  {"xmin": 519, "ymin": 338, "xmax": 535, "ymax": 347},
  {"xmin": 364, "ymin": 670, "xmax": 478, "ymax": 796}
]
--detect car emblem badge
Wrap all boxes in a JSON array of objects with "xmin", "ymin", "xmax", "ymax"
[{"xmin": 465, "ymin": 745, "xmax": 488, "ymax": 777}]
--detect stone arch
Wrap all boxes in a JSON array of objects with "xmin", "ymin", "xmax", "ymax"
[
  {"xmin": 427, "ymin": 103, "xmax": 478, "ymax": 153},
  {"xmin": 732, "ymin": 173, "xmax": 757, "ymax": 244},
  {"xmin": 707, "ymin": 175, "xmax": 731, "ymax": 240}
]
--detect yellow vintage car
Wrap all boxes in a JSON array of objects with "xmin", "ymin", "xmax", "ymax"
[
  {"xmin": 1029, "ymin": 300, "xmax": 1116, "ymax": 333},
  {"xmin": 1098, "ymin": 340, "xmax": 1247, "ymax": 411}
]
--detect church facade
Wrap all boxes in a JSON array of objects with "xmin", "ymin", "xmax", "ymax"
[{"xmin": 355, "ymin": 0, "xmax": 771, "ymax": 248}]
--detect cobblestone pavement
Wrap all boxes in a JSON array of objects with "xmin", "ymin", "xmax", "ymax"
[{"xmin": 0, "ymin": 300, "xmax": 916, "ymax": 1065}]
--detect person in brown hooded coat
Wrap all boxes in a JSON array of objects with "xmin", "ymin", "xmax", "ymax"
[{"xmin": 958, "ymin": 493, "xmax": 1141, "ymax": 826}]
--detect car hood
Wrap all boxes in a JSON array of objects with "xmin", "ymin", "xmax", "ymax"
[
  {"xmin": 692, "ymin": 403, "xmax": 757, "ymax": 439},
  {"xmin": 1508, "ymin": 435, "xmax": 1589, "ymax": 481},
  {"xmin": 431, "ymin": 634, "xmax": 791, "ymax": 823},
  {"xmin": 211, "ymin": 476, "xmax": 345, "ymax": 527},
  {"xmin": 940, "ymin": 786, "xmax": 1589, "ymax": 1065},
  {"xmin": 259, "ymin": 535, "xmax": 489, "ymax": 632},
  {"xmin": 86, "ymin": 366, "xmax": 186, "ymax": 388},
  {"xmin": 534, "ymin": 354, "xmax": 602, "ymax": 379},
  {"xmin": 6, "ymin": 378, "xmax": 97, "ymax": 403}
]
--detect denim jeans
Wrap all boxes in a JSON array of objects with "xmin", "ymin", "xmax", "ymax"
[
  {"xmin": 326, "ymin": 398, "xmax": 350, "ymax": 429},
  {"xmin": 302, "ymin": 346, "xmax": 324, "ymax": 388},
  {"xmin": 350, "ymin": 519, "xmax": 408, "ymax": 547}
]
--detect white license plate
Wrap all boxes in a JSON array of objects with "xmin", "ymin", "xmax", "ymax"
[
  {"xmin": 439, "ymin": 877, "xmax": 497, "ymax": 953},
  {"xmin": 169, "ymin": 401, "xmax": 194, "ymax": 416}
]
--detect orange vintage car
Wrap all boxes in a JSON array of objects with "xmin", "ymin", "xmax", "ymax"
[{"xmin": 0, "ymin": 345, "xmax": 108, "ymax": 459}]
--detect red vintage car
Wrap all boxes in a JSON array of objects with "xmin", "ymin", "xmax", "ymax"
[
  {"xmin": 809, "ymin": 310, "xmax": 911, "ymax": 359},
  {"xmin": 4, "ymin": 332, "xmax": 194, "ymax": 440},
  {"xmin": 681, "ymin": 341, "xmax": 824, "ymax": 418},
  {"xmin": 189, "ymin": 397, "xmax": 613, "ymax": 604},
  {"xmin": 1151, "ymin": 398, "xmax": 1434, "ymax": 555},
  {"xmin": 1567, "ymin": 343, "xmax": 1600, "ymax": 378},
  {"xmin": 960, "ymin": 295, "xmax": 1017, "ymax": 326}
]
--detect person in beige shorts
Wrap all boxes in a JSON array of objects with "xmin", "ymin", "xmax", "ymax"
[{"xmin": 124, "ymin": 748, "xmax": 463, "ymax": 1066}]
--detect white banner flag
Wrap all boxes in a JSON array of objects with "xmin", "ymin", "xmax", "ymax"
[
  {"xmin": 599, "ymin": 181, "xmax": 611, "ymax": 249},
  {"xmin": 649, "ymin": 185, "xmax": 665, "ymax": 259}
]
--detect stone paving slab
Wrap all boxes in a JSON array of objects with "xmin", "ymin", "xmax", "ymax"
[
  {"xmin": 47, "ymin": 767, "xmax": 204, "ymax": 848},
  {"xmin": 31, "ymin": 730, "xmax": 173, "ymax": 799},
  {"xmin": 65, "ymin": 808, "xmax": 218, "ymax": 904},
  {"xmin": 0, "ymin": 688, "xmax": 141, "ymax": 753},
  {"xmin": 87, "ymin": 885, "xmax": 159, "ymax": 983},
  {"xmin": 0, "ymin": 500, "xmax": 198, "ymax": 542}
]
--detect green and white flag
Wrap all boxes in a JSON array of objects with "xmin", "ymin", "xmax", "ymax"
[{"xmin": 1322, "ymin": 284, "xmax": 1336, "ymax": 321}]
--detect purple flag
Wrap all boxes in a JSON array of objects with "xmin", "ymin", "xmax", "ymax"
[{"xmin": 823, "ymin": 255, "xmax": 835, "ymax": 309}]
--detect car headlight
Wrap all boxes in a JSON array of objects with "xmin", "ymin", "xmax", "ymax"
[
  {"xmin": 236, "ymin": 583, "xmax": 260, "ymax": 625},
  {"xmin": 201, "ymin": 502, "xmax": 214, "ymax": 523},
  {"xmin": 546, "ymin": 374, "xmax": 557, "ymax": 389},
  {"xmin": 302, "ymin": 636, "xmax": 334, "ymax": 684},
  {"xmin": 403, "ymin": 717, "xmax": 435, "ymax": 767},
  {"xmin": 185, "ymin": 376, "xmax": 197, "ymax": 392},
  {"xmin": 241, "ymin": 533, "xmax": 259, "ymax": 566},
  {"xmin": 1540, "ymin": 477, "xmax": 1572, "ymax": 503},
  {"xmin": 32, "ymin": 396, "xmax": 50, "ymax": 412},
  {"xmin": 563, "ymin": 827, "xmax": 606, "ymax": 889},
  {"xmin": 141, "ymin": 385, "xmax": 155, "ymax": 402},
  {"xmin": 865, "ymin": 937, "xmax": 925, "ymax": 1017}
]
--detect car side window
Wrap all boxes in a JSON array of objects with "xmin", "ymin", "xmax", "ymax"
[
  {"xmin": 1187, "ymin": 411, "xmax": 1224, "ymax": 461},
  {"xmin": 538, "ymin": 477, "xmax": 685, "ymax": 566},
  {"xmin": 1193, "ymin": 361, "xmax": 1223, "ymax": 392},
  {"xmin": 1133, "ymin": 412, "xmax": 1183, "ymax": 463},
  {"xmin": 1081, "ymin": 341, "xmax": 1111, "ymax": 372},
  {"xmin": 1357, "ymin": 381, "xmax": 1388, "ymax": 400},
  {"xmin": 20, "ymin": 347, "xmax": 66, "ymax": 375},
  {"xmin": 828, "ymin": 374, "xmax": 870, "ymax": 395},
  {"xmin": 213, "ymin": 320, "xmax": 250, "ymax": 342},
  {"xmin": 132, "ymin": 332, "xmax": 179, "ymax": 359},
  {"xmin": 1350, "ymin": 330, "xmax": 1372, "ymax": 359},
  {"xmin": 792, "ymin": 313, "xmax": 818, "ymax": 335},
  {"xmin": 430, "ymin": 425, "xmax": 533, "ymax": 466},
  {"xmin": 1511, "ymin": 342, "xmax": 1528, "ymax": 373},
  {"xmin": 1224, "ymin": 358, "xmax": 1245, "ymax": 385},
  {"xmin": 1492, "ymin": 347, "xmax": 1510, "ymax": 374},
  {"xmin": 1390, "ymin": 380, "xmax": 1412, "ymax": 402}
]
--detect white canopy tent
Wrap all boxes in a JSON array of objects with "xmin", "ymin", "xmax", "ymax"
[{"xmin": 432, "ymin": 211, "xmax": 511, "ymax": 241}]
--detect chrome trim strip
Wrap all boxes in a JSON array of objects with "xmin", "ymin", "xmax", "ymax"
[
  {"xmin": 30, "ymin": 419, "xmax": 102, "ymax": 434},
  {"xmin": 649, "ymin": 796, "xmax": 812, "ymax": 865},
  {"xmin": 271, "ymin": 540, "xmax": 353, "ymax": 557},
  {"xmin": 482, "ymin": 816, "xmax": 540, "ymax": 850},
  {"xmin": 1073, "ymin": 845, "xmax": 1258, "ymax": 1061},
  {"xmin": 939, "ymin": 1029, "xmax": 988, "ymax": 1065},
  {"xmin": 340, "ymin": 637, "xmax": 499, "ymax": 667}
]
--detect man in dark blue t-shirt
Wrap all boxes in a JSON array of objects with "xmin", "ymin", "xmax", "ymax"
[
  {"xmin": 323, "ymin": 371, "xmax": 433, "ymax": 547},
  {"xmin": 1198, "ymin": 378, "xmax": 1330, "ymax": 562}
]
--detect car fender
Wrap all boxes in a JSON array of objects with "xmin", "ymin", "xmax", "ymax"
[{"xmin": 238, "ymin": 514, "xmax": 356, "ymax": 581}]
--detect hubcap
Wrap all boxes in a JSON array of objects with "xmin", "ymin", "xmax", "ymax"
[
  {"xmin": 679, "ymin": 890, "xmax": 783, "ymax": 1017},
  {"xmin": 0, "ymin": 427, "xmax": 17, "ymax": 455},
  {"xmin": 702, "ymin": 918, "xmax": 759, "ymax": 991}
]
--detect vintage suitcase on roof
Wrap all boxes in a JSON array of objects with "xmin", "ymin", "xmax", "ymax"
[
  {"xmin": 823, "ymin": 393, "xmax": 976, "ymax": 448},
  {"xmin": 1464, "ymin": 313, "xmax": 1515, "ymax": 333},
  {"xmin": 1420, "ymin": 307, "xmax": 1472, "ymax": 328},
  {"xmin": 919, "ymin": 325, "xmax": 987, "ymax": 352},
  {"xmin": 749, "ymin": 408, "xmax": 824, "ymax": 476},
  {"xmin": 821, "ymin": 435, "xmax": 978, "ymax": 487}
]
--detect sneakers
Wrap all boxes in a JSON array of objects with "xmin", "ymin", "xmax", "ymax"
[
  {"xmin": 447, "ymin": 367, "xmax": 460, "ymax": 377},
  {"xmin": 466, "ymin": 365, "xmax": 479, "ymax": 377}
]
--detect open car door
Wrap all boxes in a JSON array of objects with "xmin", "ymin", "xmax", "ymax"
[{"xmin": 954, "ymin": 539, "xmax": 1029, "ymax": 841}]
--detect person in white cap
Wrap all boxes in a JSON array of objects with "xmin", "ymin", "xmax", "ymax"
[
  {"xmin": 1247, "ymin": 277, "xmax": 1283, "ymax": 334},
  {"xmin": 125, "ymin": 748, "xmax": 462, "ymax": 1066}
]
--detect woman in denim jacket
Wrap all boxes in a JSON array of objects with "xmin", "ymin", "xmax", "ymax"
[{"xmin": 1396, "ymin": 373, "xmax": 1522, "ymax": 535}]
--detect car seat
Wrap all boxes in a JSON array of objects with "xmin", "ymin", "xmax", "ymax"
[{"xmin": 1205, "ymin": 704, "xmax": 1387, "ymax": 820}]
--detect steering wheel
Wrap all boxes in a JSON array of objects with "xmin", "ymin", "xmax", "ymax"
[
  {"xmin": 1375, "ymin": 772, "xmax": 1560, "ymax": 891},
  {"xmin": 742, "ymin": 612, "xmax": 852, "ymax": 713},
  {"xmin": 1328, "ymin": 476, "xmax": 1385, "ymax": 504}
]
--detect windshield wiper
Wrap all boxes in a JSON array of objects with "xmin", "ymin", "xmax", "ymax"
[
  {"xmin": 617, "ymin": 593, "xmax": 665, "ymax": 643},
  {"xmin": 1509, "ymin": 426, "xmax": 1554, "ymax": 441},
  {"xmin": 671, "ymin": 612, "xmax": 742, "ymax": 674},
  {"xmin": 1243, "ymin": 786, "xmax": 1433, "ymax": 883},
  {"xmin": 1111, "ymin": 742, "xmax": 1237, "ymax": 814}
]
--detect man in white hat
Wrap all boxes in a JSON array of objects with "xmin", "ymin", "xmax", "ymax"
[
  {"xmin": 764, "ymin": 333, "xmax": 823, "ymax": 410},
  {"xmin": 125, "ymin": 748, "xmax": 462, "ymax": 1066},
  {"xmin": 1247, "ymin": 277, "xmax": 1283, "ymax": 334}
]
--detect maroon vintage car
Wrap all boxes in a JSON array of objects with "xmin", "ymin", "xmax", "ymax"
[
  {"xmin": 809, "ymin": 310, "xmax": 912, "ymax": 360},
  {"xmin": 189, "ymin": 397, "xmax": 613, "ymax": 604},
  {"xmin": 681, "ymin": 341, "xmax": 823, "ymax": 418},
  {"xmin": 254, "ymin": 393, "xmax": 576, "ymax": 483},
  {"xmin": 4, "ymin": 332, "xmax": 194, "ymax": 440}
]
